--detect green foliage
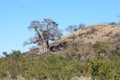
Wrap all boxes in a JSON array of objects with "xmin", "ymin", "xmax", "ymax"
[
  {"xmin": 22, "ymin": 70, "xmax": 35, "ymax": 80},
  {"xmin": 0, "ymin": 47, "xmax": 120, "ymax": 80},
  {"xmin": 108, "ymin": 22, "xmax": 117, "ymax": 25},
  {"xmin": 93, "ymin": 41, "xmax": 113, "ymax": 53},
  {"xmin": 66, "ymin": 42, "xmax": 79, "ymax": 54},
  {"xmin": 2, "ymin": 51, "xmax": 8, "ymax": 57},
  {"xmin": 9, "ymin": 50, "xmax": 23, "ymax": 60},
  {"xmin": 93, "ymin": 41, "xmax": 116, "ymax": 59},
  {"xmin": 89, "ymin": 59, "xmax": 118, "ymax": 80},
  {"xmin": 0, "ymin": 66, "xmax": 7, "ymax": 79}
]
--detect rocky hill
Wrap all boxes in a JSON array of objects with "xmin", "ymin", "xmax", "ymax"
[
  {"xmin": 1, "ymin": 24, "xmax": 120, "ymax": 80},
  {"xmin": 24, "ymin": 24, "xmax": 120, "ymax": 58}
]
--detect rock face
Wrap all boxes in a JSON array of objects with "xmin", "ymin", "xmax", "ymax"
[{"xmin": 49, "ymin": 41, "xmax": 68, "ymax": 51}]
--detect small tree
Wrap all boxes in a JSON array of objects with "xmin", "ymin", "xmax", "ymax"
[
  {"xmin": 79, "ymin": 23, "xmax": 86, "ymax": 30},
  {"xmin": 2, "ymin": 51, "xmax": 8, "ymax": 57},
  {"xmin": 66, "ymin": 25, "xmax": 78, "ymax": 32},
  {"xmin": 24, "ymin": 19, "xmax": 62, "ymax": 54},
  {"xmin": 108, "ymin": 22, "xmax": 117, "ymax": 25},
  {"xmin": 66, "ymin": 23, "xmax": 86, "ymax": 32}
]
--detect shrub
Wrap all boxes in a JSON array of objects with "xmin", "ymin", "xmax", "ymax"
[{"xmin": 0, "ymin": 49, "xmax": 120, "ymax": 80}]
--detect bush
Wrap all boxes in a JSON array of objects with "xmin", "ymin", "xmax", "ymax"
[{"xmin": 0, "ymin": 49, "xmax": 120, "ymax": 80}]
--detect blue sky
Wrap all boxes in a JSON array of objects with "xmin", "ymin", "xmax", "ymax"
[{"xmin": 0, "ymin": 0, "xmax": 120, "ymax": 56}]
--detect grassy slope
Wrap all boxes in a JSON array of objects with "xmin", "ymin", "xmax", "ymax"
[{"xmin": 0, "ymin": 24, "xmax": 120, "ymax": 80}]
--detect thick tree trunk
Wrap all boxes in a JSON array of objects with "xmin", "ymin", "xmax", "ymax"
[{"xmin": 38, "ymin": 39, "xmax": 49, "ymax": 54}]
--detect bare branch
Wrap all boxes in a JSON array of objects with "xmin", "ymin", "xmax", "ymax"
[
  {"xmin": 29, "ymin": 20, "xmax": 40, "ymax": 29},
  {"xmin": 79, "ymin": 23, "xmax": 86, "ymax": 30},
  {"xmin": 66, "ymin": 25, "xmax": 78, "ymax": 32}
]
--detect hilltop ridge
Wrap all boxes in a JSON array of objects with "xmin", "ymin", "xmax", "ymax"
[{"xmin": 60, "ymin": 24, "xmax": 120, "ymax": 43}]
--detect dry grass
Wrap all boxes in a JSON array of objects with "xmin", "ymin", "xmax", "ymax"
[
  {"xmin": 59, "ymin": 24, "xmax": 120, "ymax": 44},
  {"xmin": 24, "ymin": 24, "xmax": 120, "ymax": 57}
]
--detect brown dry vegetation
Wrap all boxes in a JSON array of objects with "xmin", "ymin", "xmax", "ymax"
[
  {"xmin": 23, "ymin": 24, "xmax": 120, "ymax": 58},
  {"xmin": 60, "ymin": 24, "xmax": 120, "ymax": 43}
]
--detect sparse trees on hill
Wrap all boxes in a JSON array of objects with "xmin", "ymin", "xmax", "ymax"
[
  {"xmin": 108, "ymin": 22, "xmax": 117, "ymax": 25},
  {"xmin": 66, "ymin": 23, "xmax": 86, "ymax": 32},
  {"xmin": 66, "ymin": 25, "xmax": 78, "ymax": 32},
  {"xmin": 79, "ymin": 23, "xmax": 86, "ymax": 30},
  {"xmin": 24, "ymin": 19, "xmax": 62, "ymax": 54}
]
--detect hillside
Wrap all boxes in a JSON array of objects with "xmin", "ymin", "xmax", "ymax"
[
  {"xmin": 60, "ymin": 24, "xmax": 120, "ymax": 43},
  {"xmin": 0, "ymin": 24, "xmax": 120, "ymax": 80},
  {"xmin": 24, "ymin": 24, "xmax": 120, "ymax": 58}
]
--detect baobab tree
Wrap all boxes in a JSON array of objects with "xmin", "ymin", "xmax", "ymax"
[{"xmin": 24, "ymin": 19, "xmax": 62, "ymax": 54}]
